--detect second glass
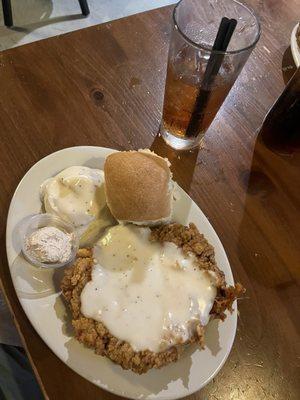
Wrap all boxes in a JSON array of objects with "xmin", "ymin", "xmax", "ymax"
[{"xmin": 160, "ymin": 0, "xmax": 261, "ymax": 150}]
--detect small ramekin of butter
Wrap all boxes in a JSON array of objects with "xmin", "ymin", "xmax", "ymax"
[{"xmin": 20, "ymin": 213, "xmax": 79, "ymax": 268}]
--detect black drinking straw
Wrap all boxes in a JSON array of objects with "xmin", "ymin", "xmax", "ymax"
[{"xmin": 185, "ymin": 17, "xmax": 237, "ymax": 137}]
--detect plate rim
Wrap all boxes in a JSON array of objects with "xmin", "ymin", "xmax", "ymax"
[
  {"xmin": 6, "ymin": 145, "xmax": 237, "ymax": 400},
  {"xmin": 291, "ymin": 22, "xmax": 300, "ymax": 68}
]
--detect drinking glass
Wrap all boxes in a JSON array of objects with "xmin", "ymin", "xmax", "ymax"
[{"xmin": 160, "ymin": 0, "xmax": 261, "ymax": 150}]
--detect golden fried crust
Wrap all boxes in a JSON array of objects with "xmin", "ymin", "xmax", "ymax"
[
  {"xmin": 151, "ymin": 223, "xmax": 224, "ymax": 284},
  {"xmin": 61, "ymin": 223, "xmax": 244, "ymax": 374}
]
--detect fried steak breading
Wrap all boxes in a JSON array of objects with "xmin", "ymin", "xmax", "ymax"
[{"xmin": 61, "ymin": 223, "xmax": 244, "ymax": 374}]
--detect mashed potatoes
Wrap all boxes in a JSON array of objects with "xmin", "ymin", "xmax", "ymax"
[{"xmin": 40, "ymin": 166, "xmax": 113, "ymax": 245}]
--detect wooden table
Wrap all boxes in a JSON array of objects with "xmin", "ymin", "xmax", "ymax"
[{"xmin": 0, "ymin": 2, "xmax": 299, "ymax": 399}]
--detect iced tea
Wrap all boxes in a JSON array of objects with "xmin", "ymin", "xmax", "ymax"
[
  {"xmin": 162, "ymin": 62, "xmax": 232, "ymax": 140},
  {"xmin": 160, "ymin": 0, "xmax": 260, "ymax": 150}
]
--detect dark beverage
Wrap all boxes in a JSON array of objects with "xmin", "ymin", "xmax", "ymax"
[
  {"xmin": 260, "ymin": 68, "xmax": 300, "ymax": 154},
  {"xmin": 162, "ymin": 63, "xmax": 232, "ymax": 139}
]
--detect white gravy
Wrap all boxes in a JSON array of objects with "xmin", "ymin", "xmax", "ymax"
[{"xmin": 80, "ymin": 225, "xmax": 216, "ymax": 352}]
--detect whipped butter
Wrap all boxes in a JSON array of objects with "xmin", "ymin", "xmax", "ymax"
[{"xmin": 80, "ymin": 225, "xmax": 217, "ymax": 352}]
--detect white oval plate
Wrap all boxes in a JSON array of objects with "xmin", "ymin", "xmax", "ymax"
[
  {"xmin": 6, "ymin": 146, "xmax": 237, "ymax": 400},
  {"xmin": 291, "ymin": 22, "xmax": 300, "ymax": 68}
]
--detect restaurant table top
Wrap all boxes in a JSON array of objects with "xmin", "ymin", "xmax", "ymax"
[{"xmin": 0, "ymin": 3, "xmax": 299, "ymax": 399}]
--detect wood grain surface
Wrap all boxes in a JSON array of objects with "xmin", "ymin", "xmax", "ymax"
[{"xmin": 0, "ymin": 1, "xmax": 299, "ymax": 399}]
